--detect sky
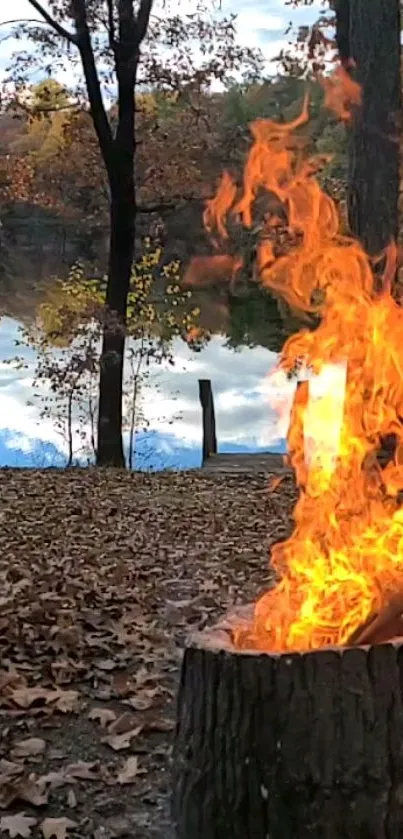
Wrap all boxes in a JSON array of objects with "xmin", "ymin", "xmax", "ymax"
[
  {"xmin": 0, "ymin": 0, "xmax": 323, "ymax": 81},
  {"xmin": 0, "ymin": 0, "xmax": 324, "ymax": 469}
]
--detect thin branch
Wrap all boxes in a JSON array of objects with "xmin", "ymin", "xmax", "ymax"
[
  {"xmin": 0, "ymin": 19, "xmax": 54, "ymax": 27},
  {"xmin": 27, "ymin": 0, "xmax": 77, "ymax": 45}
]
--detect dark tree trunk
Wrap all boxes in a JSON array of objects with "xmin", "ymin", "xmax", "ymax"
[
  {"xmin": 337, "ymin": 0, "xmax": 401, "ymax": 259},
  {"xmin": 173, "ymin": 638, "xmax": 403, "ymax": 839},
  {"xmin": 335, "ymin": 0, "xmax": 401, "ymax": 467},
  {"xmin": 96, "ymin": 177, "xmax": 135, "ymax": 467},
  {"xmin": 95, "ymin": 2, "xmax": 140, "ymax": 467}
]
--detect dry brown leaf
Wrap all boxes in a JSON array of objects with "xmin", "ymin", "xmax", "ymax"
[
  {"xmin": 47, "ymin": 689, "xmax": 80, "ymax": 713},
  {"xmin": 102, "ymin": 726, "xmax": 143, "ymax": 751},
  {"xmin": 0, "ymin": 759, "xmax": 24, "ymax": 777},
  {"xmin": 9, "ymin": 687, "xmax": 50, "ymax": 709},
  {"xmin": 11, "ymin": 738, "xmax": 46, "ymax": 758},
  {"xmin": 112, "ymin": 671, "xmax": 133, "ymax": 697},
  {"xmin": 64, "ymin": 762, "xmax": 98, "ymax": 781},
  {"xmin": 0, "ymin": 669, "xmax": 25, "ymax": 692},
  {"xmin": 125, "ymin": 689, "xmax": 158, "ymax": 711},
  {"xmin": 40, "ymin": 817, "xmax": 77, "ymax": 839},
  {"xmin": 37, "ymin": 771, "xmax": 67, "ymax": 793},
  {"xmin": 0, "ymin": 812, "xmax": 37, "ymax": 838},
  {"xmin": 8, "ymin": 687, "xmax": 79, "ymax": 714},
  {"xmin": 0, "ymin": 778, "xmax": 48, "ymax": 809},
  {"xmin": 88, "ymin": 707, "xmax": 117, "ymax": 728},
  {"xmin": 95, "ymin": 658, "xmax": 116, "ymax": 671},
  {"xmin": 108, "ymin": 711, "xmax": 137, "ymax": 735},
  {"xmin": 116, "ymin": 756, "xmax": 145, "ymax": 785}
]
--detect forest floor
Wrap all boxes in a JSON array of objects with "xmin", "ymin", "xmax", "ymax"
[{"xmin": 0, "ymin": 469, "xmax": 296, "ymax": 839}]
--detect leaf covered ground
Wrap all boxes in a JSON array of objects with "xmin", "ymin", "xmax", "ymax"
[{"xmin": 0, "ymin": 468, "xmax": 296, "ymax": 839}]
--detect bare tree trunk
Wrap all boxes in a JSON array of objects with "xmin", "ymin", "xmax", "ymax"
[
  {"xmin": 336, "ymin": 0, "xmax": 401, "ymax": 260},
  {"xmin": 97, "ymin": 175, "xmax": 135, "ymax": 467},
  {"xmin": 335, "ymin": 0, "xmax": 401, "ymax": 466}
]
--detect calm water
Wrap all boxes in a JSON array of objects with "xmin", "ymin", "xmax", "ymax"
[{"xmin": 0, "ymin": 316, "xmax": 297, "ymax": 469}]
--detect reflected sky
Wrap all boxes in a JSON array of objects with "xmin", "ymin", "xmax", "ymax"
[{"xmin": 0, "ymin": 317, "xmax": 295, "ymax": 469}]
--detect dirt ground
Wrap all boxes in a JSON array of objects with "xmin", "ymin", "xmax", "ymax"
[{"xmin": 0, "ymin": 468, "xmax": 296, "ymax": 839}]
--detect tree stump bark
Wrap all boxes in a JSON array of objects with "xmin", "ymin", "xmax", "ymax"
[{"xmin": 172, "ymin": 630, "xmax": 403, "ymax": 839}]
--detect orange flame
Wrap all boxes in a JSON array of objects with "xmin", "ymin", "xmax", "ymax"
[
  {"xmin": 205, "ymin": 82, "xmax": 403, "ymax": 653},
  {"xmin": 321, "ymin": 63, "xmax": 362, "ymax": 122}
]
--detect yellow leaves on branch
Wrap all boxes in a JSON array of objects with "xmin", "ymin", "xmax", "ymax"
[{"xmin": 36, "ymin": 241, "xmax": 205, "ymax": 346}]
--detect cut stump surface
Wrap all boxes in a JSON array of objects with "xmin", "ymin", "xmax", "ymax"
[{"xmin": 172, "ymin": 632, "xmax": 403, "ymax": 839}]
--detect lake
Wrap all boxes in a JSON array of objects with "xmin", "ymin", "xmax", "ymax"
[{"xmin": 0, "ymin": 316, "xmax": 296, "ymax": 469}]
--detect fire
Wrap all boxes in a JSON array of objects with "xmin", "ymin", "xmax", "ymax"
[
  {"xmin": 202, "ymin": 85, "xmax": 403, "ymax": 653},
  {"xmin": 320, "ymin": 62, "xmax": 361, "ymax": 122}
]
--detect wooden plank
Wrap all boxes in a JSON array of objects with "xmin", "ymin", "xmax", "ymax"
[
  {"xmin": 201, "ymin": 453, "xmax": 290, "ymax": 474},
  {"xmin": 199, "ymin": 379, "xmax": 217, "ymax": 463}
]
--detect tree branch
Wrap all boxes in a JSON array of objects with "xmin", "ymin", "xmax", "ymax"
[
  {"xmin": 135, "ymin": 0, "xmax": 154, "ymax": 46},
  {"xmin": 27, "ymin": 0, "xmax": 77, "ymax": 45},
  {"xmin": 69, "ymin": 0, "xmax": 114, "ymax": 174}
]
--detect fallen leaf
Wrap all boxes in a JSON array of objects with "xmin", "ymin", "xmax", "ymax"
[
  {"xmin": 0, "ymin": 778, "xmax": 48, "ymax": 809},
  {"xmin": 112, "ymin": 671, "xmax": 133, "ymax": 697},
  {"xmin": 88, "ymin": 707, "xmax": 117, "ymax": 728},
  {"xmin": 0, "ymin": 759, "xmax": 24, "ymax": 777},
  {"xmin": 0, "ymin": 812, "xmax": 37, "ymax": 838},
  {"xmin": 125, "ymin": 691, "xmax": 158, "ymax": 711},
  {"xmin": 11, "ymin": 738, "xmax": 46, "ymax": 758},
  {"xmin": 102, "ymin": 726, "xmax": 143, "ymax": 751},
  {"xmin": 117, "ymin": 756, "xmax": 145, "ymax": 785},
  {"xmin": 37, "ymin": 771, "xmax": 67, "ymax": 793},
  {"xmin": 64, "ymin": 762, "xmax": 98, "ymax": 781},
  {"xmin": 40, "ymin": 817, "xmax": 77, "ymax": 839},
  {"xmin": 108, "ymin": 712, "xmax": 137, "ymax": 735},
  {"xmin": 9, "ymin": 687, "xmax": 49, "ymax": 709},
  {"xmin": 8, "ymin": 687, "xmax": 79, "ymax": 714},
  {"xmin": 47, "ymin": 689, "xmax": 80, "ymax": 714},
  {"xmin": 94, "ymin": 659, "xmax": 116, "ymax": 671}
]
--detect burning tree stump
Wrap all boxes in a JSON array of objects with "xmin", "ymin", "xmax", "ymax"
[{"xmin": 172, "ymin": 624, "xmax": 403, "ymax": 839}]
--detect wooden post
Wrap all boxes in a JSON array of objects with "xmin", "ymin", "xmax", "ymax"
[{"xmin": 199, "ymin": 379, "xmax": 217, "ymax": 464}]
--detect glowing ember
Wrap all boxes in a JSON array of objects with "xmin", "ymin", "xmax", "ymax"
[{"xmin": 200, "ymin": 82, "xmax": 403, "ymax": 653}]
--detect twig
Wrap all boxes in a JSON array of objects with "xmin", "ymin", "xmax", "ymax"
[{"xmin": 27, "ymin": 0, "xmax": 77, "ymax": 44}]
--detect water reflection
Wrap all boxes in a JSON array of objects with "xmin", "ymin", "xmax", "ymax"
[{"xmin": 0, "ymin": 317, "xmax": 290, "ymax": 469}]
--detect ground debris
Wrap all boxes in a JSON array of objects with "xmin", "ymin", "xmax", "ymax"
[{"xmin": 0, "ymin": 468, "xmax": 295, "ymax": 837}]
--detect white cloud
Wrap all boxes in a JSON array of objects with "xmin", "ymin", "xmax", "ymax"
[{"xmin": 0, "ymin": 0, "xmax": 325, "ymax": 84}]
